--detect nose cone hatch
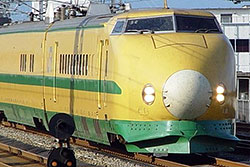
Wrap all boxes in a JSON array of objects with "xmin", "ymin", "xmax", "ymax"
[{"xmin": 163, "ymin": 70, "xmax": 212, "ymax": 120}]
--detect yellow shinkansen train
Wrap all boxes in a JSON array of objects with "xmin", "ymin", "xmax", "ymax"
[{"xmin": 0, "ymin": 8, "xmax": 238, "ymax": 154}]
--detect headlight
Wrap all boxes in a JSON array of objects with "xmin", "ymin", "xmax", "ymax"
[
  {"xmin": 216, "ymin": 85, "xmax": 225, "ymax": 94},
  {"xmin": 216, "ymin": 94, "xmax": 225, "ymax": 103},
  {"xmin": 142, "ymin": 84, "xmax": 155, "ymax": 105},
  {"xmin": 216, "ymin": 84, "xmax": 226, "ymax": 104}
]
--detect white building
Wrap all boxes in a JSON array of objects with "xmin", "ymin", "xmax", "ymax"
[{"xmin": 203, "ymin": 7, "xmax": 250, "ymax": 72}]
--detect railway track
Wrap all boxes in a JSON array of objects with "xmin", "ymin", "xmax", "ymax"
[
  {"xmin": 236, "ymin": 122, "xmax": 250, "ymax": 153},
  {"xmin": 236, "ymin": 122, "xmax": 250, "ymax": 131},
  {"xmin": 0, "ymin": 135, "xmax": 47, "ymax": 167},
  {"xmin": 212, "ymin": 157, "xmax": 250, "ymax": 167},
  {"xmin": 1, "ymin": 121, "xmax": 250, "ymax": 167},
  {"xmin": 70, "ymin": 138, "xmax": 250, "ymax": 167}
]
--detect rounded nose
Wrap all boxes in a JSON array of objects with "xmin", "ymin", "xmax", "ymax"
[{"xmin": 162, "ymin": 70, "xmax": 212, "ymax": 120}]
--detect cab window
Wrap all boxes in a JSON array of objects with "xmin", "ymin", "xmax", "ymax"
[
  {"xmin": 112, "ymin": 21, "xmax": 125, "ymax": 34},
  {"xmin": 176, "ymin": 15, "xmax": 222, "ymax": 33},
  {"xmin": 125, "ymin": 16, "xmax": 174, "ymax": 33}
]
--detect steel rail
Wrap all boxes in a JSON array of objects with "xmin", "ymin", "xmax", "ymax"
[
  {"xmin": 70, "ymin": 138, "xmax": 190, "ymax": 167},
  {"xmin": 0, "ymin": 139, "xmax": 47, "ymax": 166},
  {"xmin": 214, "ymin": 157, "xmax": 250, "ymax": 167},
  {"xmin": 237, "ymin": 122, "xmax": 250, "ymax": 130}
]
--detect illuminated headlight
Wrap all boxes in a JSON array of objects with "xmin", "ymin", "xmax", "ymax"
[
  {"xmin": 216, "ymin": 94, "xmax": 225, "ymax": 102},
  {"xmin": 142, "ymin": 84, "xmax": 155, "ymax": 105},
  {"xmin": 216, "ymin": 84, "xmax": 226, "ymax": 104},
  {"xmin": 216, "ymin": 85, "xmax": 225, "ymax": 94}
]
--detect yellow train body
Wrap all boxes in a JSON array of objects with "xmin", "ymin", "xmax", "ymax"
[{"xmin": 0, "ymin": 9, "xmax": 237, "ymax": 154}]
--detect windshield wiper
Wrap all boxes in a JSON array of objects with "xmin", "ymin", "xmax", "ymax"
[
  {"xmin": 126, "ymin": 29, "xmax": 140, "ymax": 33},
  {"xmin": 126, "ymin": 29, "xmax": 155, "ymax": 34},
  {"xmin": 195, "ymin": 29, "xmax": 219, "ymax": 33},
  {"xmin": 139, "ymin": 29, "xmax": 155, "ymax": 34},
  {"xmin": 195, "ymin": 29, "xmax": 207, "ymax": 33},
  {"xmin": 205, "ymin": 29, "xmax": 219, "ymax": 33}
]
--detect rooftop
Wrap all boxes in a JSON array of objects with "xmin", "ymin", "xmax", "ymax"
[{"xmin": 115, "ymin": 8, "xmax": 214, "ymax": 19}]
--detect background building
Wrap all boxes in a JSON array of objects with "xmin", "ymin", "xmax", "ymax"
[
  {"xmin": 31, "ymin": 0, "xmax": 91, "ymax": 21},
  {"xmin": 0, "ymin": 0, "xmax": 11, "ymax": 25}
]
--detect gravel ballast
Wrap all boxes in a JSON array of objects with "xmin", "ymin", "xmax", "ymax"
[{"xmin": 0, "ymin": 125, "xmax": 150, "ymax": 167}]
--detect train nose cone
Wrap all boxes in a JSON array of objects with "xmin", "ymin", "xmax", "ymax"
[{"xmin": 163, "ymin": 70, "xmax": 212, "ymax": 120}]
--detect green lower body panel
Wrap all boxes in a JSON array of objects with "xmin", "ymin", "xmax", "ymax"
[
  {"xmin": 125, "ymin": 135, "xmax": 237, "ymax": 154},
  {"xmin": 111, "ymin": 119, "xmax": 238, "ymax": 154},
  {"xmin": 0, "ymin": 102, "xmax": 238, "ymax": 154}
]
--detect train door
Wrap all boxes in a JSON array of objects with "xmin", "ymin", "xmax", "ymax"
[
  {"xmin": 44, "ymin": 42, "xmax": 58, "ymax": 101},
  {"xmin": 97, "ymin": 39, "xmax": 109, "ymax": 115},
  {"xmin": 42, "ymin": 39, "xmax": 59, "ymax": 125}
]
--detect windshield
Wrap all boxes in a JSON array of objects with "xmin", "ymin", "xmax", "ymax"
[
  {"xmin": 111, "ymin": 15, "xmax": 222, "ymax": 35},
  {"xmin": 125, "ymin": 16, "xmax": 174, "ymax": 33},
  {"xmin": 176, "ymin": 15, "xmax": 221, "ymax": 33}
]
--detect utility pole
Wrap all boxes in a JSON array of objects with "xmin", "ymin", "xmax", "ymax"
[
  {"xmin": 39, "ymin": 0, "xmax": 43, "ymax": 20},
  {"xmin": 111, "ymin": 0, "xmax": 115, "ymax": 6}
]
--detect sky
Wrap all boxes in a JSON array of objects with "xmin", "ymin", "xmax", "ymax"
[
  {"xmin": 9, "ymin": 0, "xmax": 250, "ymax": 21},
  {"xmin": 129, "ymin": 0, "xmax": 250, "ymax": 9},
  {"xmin": 9, "ymin": 3, "xmax": 31, "ymax": 22}
]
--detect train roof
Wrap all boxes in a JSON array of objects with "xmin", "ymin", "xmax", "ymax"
[
  {"xmin": 0, "ymin": 8, "xmax": 214, "ymax": 35},
  {"xmin": 0, "ymin": 14, "xmax": 113, "ymax": 35},
  {"xmin": 114, "ymin": 8, "xmax": 214, "ymax": 19}
]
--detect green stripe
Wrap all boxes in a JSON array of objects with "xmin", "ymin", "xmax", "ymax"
[
  {"xmin": 0, "ymin": 29, "xmax": 44, "ymax": 35},
  {"xmin": 48, "ymin": 25, "xmax": 104, "ymax": 32},
  {"xmin": 0, "ymin": 25, "xmax": 104, "ymax": 35},
  {"xmin": 0, "ymin": 73, "xmax": 122, "ymax": 94}
]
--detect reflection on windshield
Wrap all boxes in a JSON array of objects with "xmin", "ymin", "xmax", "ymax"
[
  {"xmin": 125, "ymin": 16, "xmax": 174, "ymax": 32},
  {"xmin": 176, "ymin": 15, "xmax": 221, "ymax": 33}
]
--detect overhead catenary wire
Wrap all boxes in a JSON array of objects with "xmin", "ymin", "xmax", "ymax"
[
  {"xmin": 17, "ymin": 1, "xmax": 41, "ymax": 13},
  {"xmin": 0, "ymin": 0, "xmax": 40, "ymax": 16}
]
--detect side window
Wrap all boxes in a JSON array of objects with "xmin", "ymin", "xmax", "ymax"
[
  {"xmin": 236, "ymin": 39, "xmax": 249, "ymax": 52},
  {"xmin": 112, "ymin": 21, "xmax": 125, "ymax": 34},
  {"xmin": 221, "ymin": 14, "xmax": 232, "ymax": 23},
  {"xmin": 29, "ymin": 54, "xmax": 34, "ymax": 72},
  {"xmin": 82, "ymin": 54, "xmax": 85, "ymax": 75},
  {"xmin": 79, "ymin": 54, "xmax": 82, "ymax": 75},
  {"xmin": 229, "ymin": 39, "xmax": 249, "ymax": 52},
  {"xmin": 238, "ymin": 79, "xmax": 249, "ymax": 100},
  {"xmin": 20, "ymin": 54, "xmax": 27, "ymax": 72},
  {"xmin": 20, "ymin": 54, "xmax": 23, "ymax": 72},
  {"xmin": 85, "ymin": 54, "xmax": 88, "ymax": 76},
  {"xmin": 76, "ymin": 54, "xmax": 79, "ymax": 75}
]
